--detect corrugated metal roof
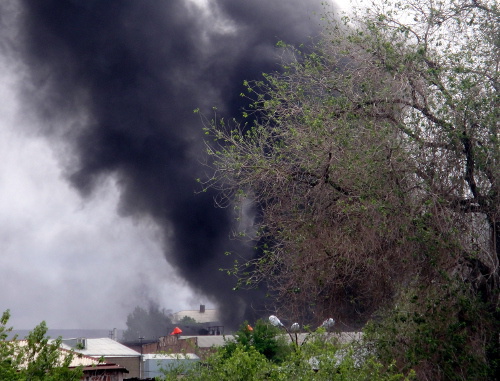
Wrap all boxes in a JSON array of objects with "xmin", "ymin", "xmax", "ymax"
[
  {"xmin": 14, "ymin": 341, "xmax": 104, "ymax": 368},
  {"xmin": 67, "ymin": 351, "xmax": 102, "ymax": 367},
  {"xmin": 60, "ymin": 338, "xmax": 140, "ymax": 357}
]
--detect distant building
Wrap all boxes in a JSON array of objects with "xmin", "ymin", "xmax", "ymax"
[
  {"xmin": 140, "ymin": 335, "xmax": 198, "ymax": 354},
  {"xmin": 183, "ymin": 335, "xmax": 232, "ymax": 348},
  {"xmin": 128, "ymin": 333, "xmax": 234, "ymax": 361},
  {"xmin": 182, "ymin": 335, "xmax": 234, "ymax": 359},
  {"xmin": 171, "ymin": 304, "xmax": 219, "ymax": 324}
]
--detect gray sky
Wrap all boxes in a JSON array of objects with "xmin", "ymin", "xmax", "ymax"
[{"xmin": 0, "ymin": 0, "xmax": 355, "ymax": 330}]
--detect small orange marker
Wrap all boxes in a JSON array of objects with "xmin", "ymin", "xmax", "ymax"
[{"xmin": 170, "ymin": 327, "xmax": 183, "ymax": 335}]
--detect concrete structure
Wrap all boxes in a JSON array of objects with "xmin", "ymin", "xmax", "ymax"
[
  {"xmin": 183, "ymin": 335, "xmax": 232, "ymax": 348},
  {"xmin": 182, "ymin": 335, "xmax": 233, "ymax": 359},
  {"xmin": 130, "ymin": 333, "xmax": 234, "ymax": 361},
  {"xmin": 141, "ymin": 335, "xmax": 197, "ymax": 354}
]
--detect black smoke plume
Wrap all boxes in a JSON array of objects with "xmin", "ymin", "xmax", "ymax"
[{"xmin": 17, "ymin": 0, "xmax": 325, "ymax": 327}]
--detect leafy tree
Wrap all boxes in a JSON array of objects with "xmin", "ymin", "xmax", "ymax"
[
  {"xmin": 122, "ymin": 303, "xmax": 173, "ymax": 341},
  {"xmin": 201, "ymin": 0, "xmax": 499, "ymax": 379},
  {"xmin": 0, "ymin": 310, "xmax": 83, "ymax": 380},
  {"xmin": 0, "ymin": 310, "xmax": 21, "ymax": 380},
  {"xmin": 179, "ymin": 316, "xmax": 198, "ymax": 325}
]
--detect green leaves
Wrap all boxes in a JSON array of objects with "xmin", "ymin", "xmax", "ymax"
[
  {"xmin": 364, "ymin": 280, "xmax": 496, "ymax": 380},
  {"xmin": 199, "ymin": 1, "xmax": 499, "ymax": 378},
  {"xmin": 0, "ymin": 311, "xmax": 82, "ymax": 381},
  {"xmin": 161, "ymin": 322, "xmax": 414, "ymax": 381}
]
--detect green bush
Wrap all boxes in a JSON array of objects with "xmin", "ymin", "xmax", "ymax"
[{"xmin": 223, "ymin": 319, "xmax": 291, "ymax": 363}]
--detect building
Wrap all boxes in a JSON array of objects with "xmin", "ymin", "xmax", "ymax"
[
  {"xmin": 14, "ymin": 340, "xmax": 130, "ymax": 381},
  {"xmin": 60, "ymin": 337, "xmax": 141, "ymax": 379},
  {"xmin": 171, "ymin": 304, "xmax": 219, "ymax": 324},
  {"xmin": 182, "ymin": 335, "xmax": 233, "ymax": 359},
  {"xmin": 68, "ymin": 354, "xmax": 130, "ymax": 381}
]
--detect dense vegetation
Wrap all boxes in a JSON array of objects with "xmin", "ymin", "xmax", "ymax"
[
  {"xmin": 199, "ymin": 0, "xmax": 499, "ymax": 379},
  {"xmin": 160, "ymin": 319, "xmax": 415, "ymax": 380}
]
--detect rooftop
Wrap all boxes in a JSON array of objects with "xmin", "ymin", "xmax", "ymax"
[
  {"xmin": 60, "ymin": 337, "xmax": 140, "ymax": 357},
  {"xmin": 14, "ymin": 340, "xmax": 127, "ymax": 370}
]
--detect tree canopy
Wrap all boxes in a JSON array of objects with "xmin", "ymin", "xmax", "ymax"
[
  {"xmin": 178, "ymin": 316, "xmax": 198, "ymax": 325},
  {"xmin": 0, "ymin": 310, "xmax": 83, "ymax": 380},
  {"xmin": 202, "ymin": 0, "xmax": 499, "ymax": 379},
  {"xmin": 122, "ymin": 304, "xmax": 173, "ymax": 341}
]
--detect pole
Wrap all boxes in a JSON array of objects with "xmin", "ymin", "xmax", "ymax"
[{"xmin": 139, "ymin": 336, "xmax": 144, "ymax": 379}]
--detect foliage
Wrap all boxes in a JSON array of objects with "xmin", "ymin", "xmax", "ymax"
[
  {"xmin": 222, "ymin": 319, "xmax": 291, "ymax": 363},
  {"xmin": 200, "ymin": 0, "xmax": 499, "ymax": 379},
  {"xmin": 179, "ymin": 316, "xmax": 198, "ymax": 325},
  {"xmin": 122, "ymin": 303, "xmax": 173, "ymax": 341},
  {"xmin": 160, "ymin": 325, "xmax": 414, "ymax": 380},
  {"xmin": 364, "ymin": 278, "xmax": 499, "ymax": 380},
  {"xmin": 0, "ymin": 310, "xmax": 83, "ymax": 380},
  {"xmin": 0, "ymin": 310, "xmax": 20, "ymax": 380},
  {"xmin": 193, "ymin": 345, "xmax": 273, "ymax": 381}
]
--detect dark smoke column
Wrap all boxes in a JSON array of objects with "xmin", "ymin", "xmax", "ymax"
[{"xmin": 18, "ymin": 0, "xmax": 323, "ymax": 327}]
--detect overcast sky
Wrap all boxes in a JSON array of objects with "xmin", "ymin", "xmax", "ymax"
[{"xmin": 0, "ymin": 0, "xmax": 357, "ymax": 330}]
